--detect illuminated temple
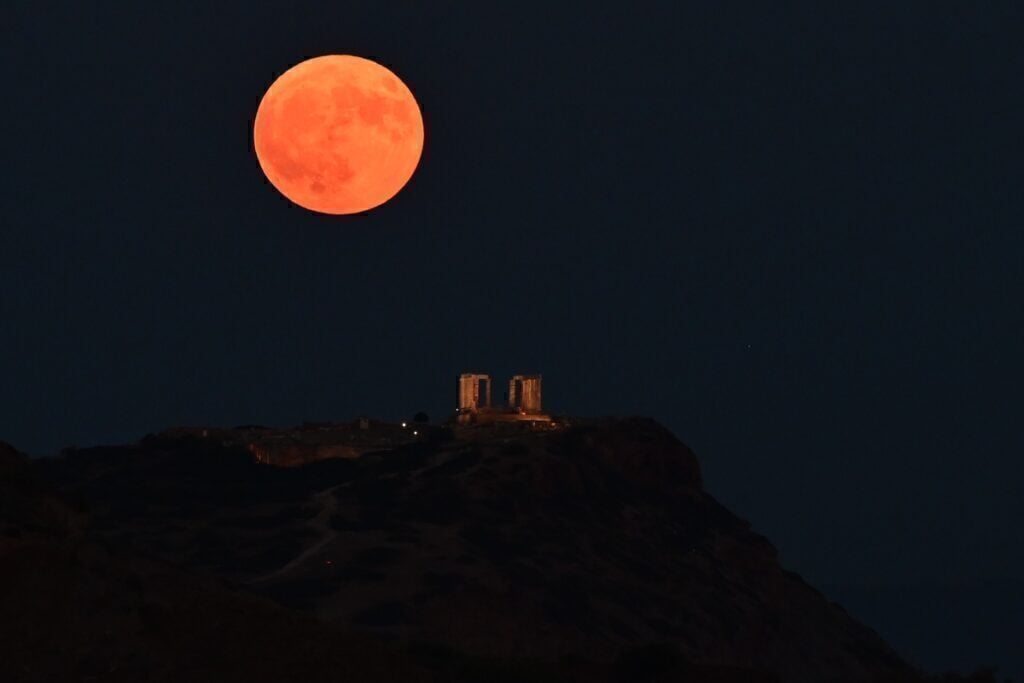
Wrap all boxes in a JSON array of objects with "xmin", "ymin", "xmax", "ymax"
[{"xmin": 455, "ymin": 372, "xmax": 553, "ymax": 426}]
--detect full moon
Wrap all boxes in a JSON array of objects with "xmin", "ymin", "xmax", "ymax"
[{"xmin": 254, "ymin": 55, "xmax": 424, "ymax": 215}]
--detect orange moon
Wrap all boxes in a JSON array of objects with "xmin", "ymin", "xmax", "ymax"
[{"xmin": 253, "ymin": 55, "xmax": 424, "ymax": 215}]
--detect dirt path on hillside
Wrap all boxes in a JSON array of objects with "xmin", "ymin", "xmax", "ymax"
[{"xmin": 251, "ymin": 484, "xmax": 344, "ymax": 584}]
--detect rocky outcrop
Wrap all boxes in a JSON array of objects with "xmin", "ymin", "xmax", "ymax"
[
  {"xmin": 249, "ymin": 441, "xmax": 362, "ymax": 466},
  {"xmin": 552, "ymin": 416, "xmax": 703, "ymax": 491}
]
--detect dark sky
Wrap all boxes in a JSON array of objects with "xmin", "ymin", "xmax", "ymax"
[{"xmin": 3, "ymin": 1, "xmax": 1022, "ymax": 596}]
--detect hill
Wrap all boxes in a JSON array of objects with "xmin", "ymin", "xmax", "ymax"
[
  {"xmin": 14, "ymin": 418, "xmax": 929, "ymax": 682},
  {"xmin": 5, "ymin": 421, "xmax": 1009, "ymax": 681}
]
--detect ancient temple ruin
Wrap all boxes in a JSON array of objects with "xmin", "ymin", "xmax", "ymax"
[
  {"xmin": 457, "ymin": 373, "xmax": 492, "ymax": 413},
  {"xmin": 508, "ymin": 374, "xmax": 542, "ymax": 413},
  {"xmin": 456, "ymin": 372, "xmax": 551, "ymax": 425}
]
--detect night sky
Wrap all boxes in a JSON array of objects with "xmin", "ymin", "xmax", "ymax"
[{"xmin": 3, "ymin": 0, "xmax": 1022, "ymax": 642}]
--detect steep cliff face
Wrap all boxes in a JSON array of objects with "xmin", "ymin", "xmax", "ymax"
[
  {"xmin": 31, "ymin": 419, "xmax": 914, "ymax": 682},
  {"xmin": 555, "ymin": 417, "xmax": 703, "ymax": 492}
]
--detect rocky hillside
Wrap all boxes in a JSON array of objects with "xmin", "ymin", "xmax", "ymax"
[{"xmin": 17, "ymin": 418, "xmax": 929, "ymax": 682}]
